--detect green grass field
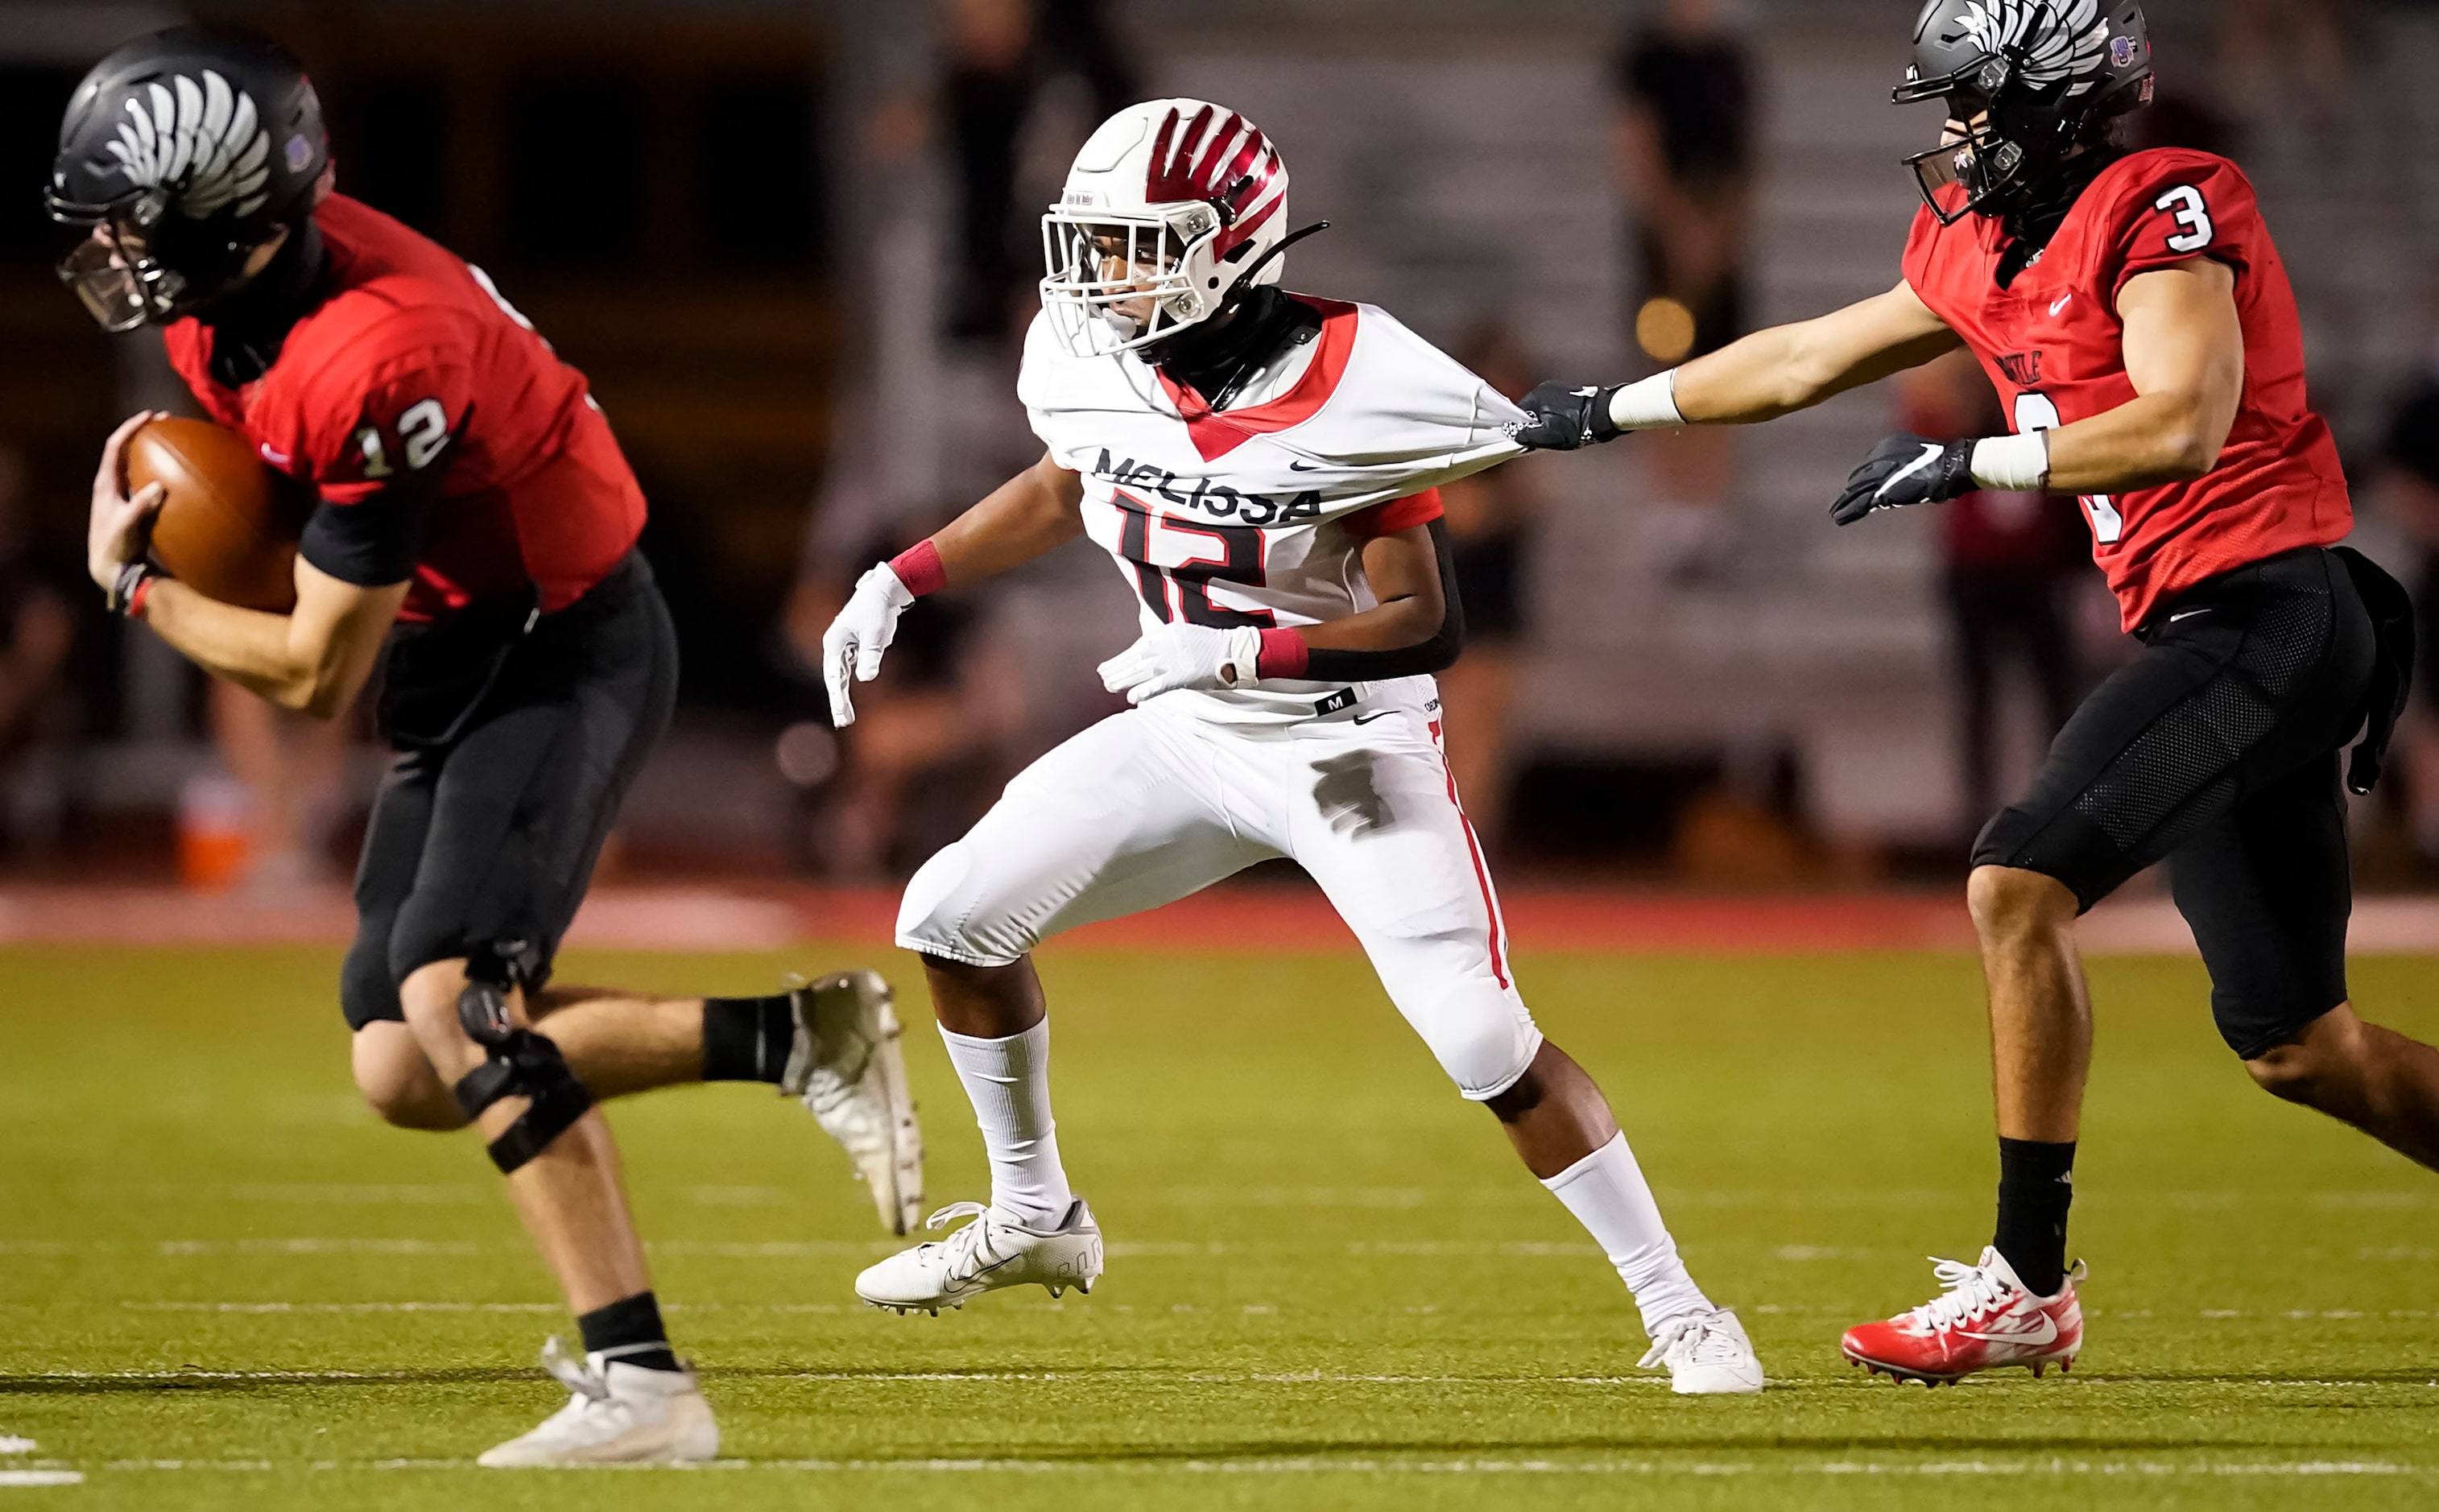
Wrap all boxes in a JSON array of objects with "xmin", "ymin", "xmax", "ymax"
[{"xmin": 6, "ymin": 940, "xmax": 2439, "ymax": 1510}]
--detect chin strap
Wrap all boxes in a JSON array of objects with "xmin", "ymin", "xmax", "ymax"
[{"xmin": 1230, "ymin": 219, "xmax": 1331, "ymax": 288}]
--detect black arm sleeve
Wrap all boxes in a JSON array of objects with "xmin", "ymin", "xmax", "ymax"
[
  {"xmin": 297, "ymin": 448, "xmax": 449, "ymax": 589},
  {"xmin": 1302, "ymin": 518, "xmax": 1468, "ymax": 682}
]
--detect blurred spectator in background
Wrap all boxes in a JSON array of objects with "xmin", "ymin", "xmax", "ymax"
[
  {"xmin": 0, "ymin": 449, "xmax": 76, "ymax": 855},
  {"xmin": 2377, "ymin": 300, "xmax": 2439, "ymax": 869},
  {"xmin": 1437, "ymin": 323, "xmax": 1545, "ymax": 851},
  {"xmin": 782, "ymin": 522, "xmax": 1026, "ymax": 880},
  {"xmin": 1903, "ymin": 351, "xmax": 2086, "ymax": 836},
  {"xmin": 943, "ymin": 0, "xmax": 1139, "ymax": 343},
  {"xmin": 2222, "ymin": 0, "xmax": 2351, "ymax": 130},
  {"xmin": 201, "ymin": 682, "xmax": 353, "ymax": 891},
  {"xmin": 1611, "ymin": 0, "xmax": 1753, "ymax": 581}
]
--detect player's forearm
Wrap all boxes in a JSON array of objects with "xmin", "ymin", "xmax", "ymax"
[
  {"xmin": 926, "ymin": 459, "xmax": 1085, "ymax": 588},
  {"xmin": 1672, "ymin": 321, "xmax": 1960, "ymax": 425},
  {"xmin": 139, "ymin": 580, "xmax": 373, "ymax": 717},
  {"xmin": 2040, "ymin": 390, "xmax": 2233, "ymax": 494},
  {"xmin": 1259, "ymin": 521, "xmax": 1465, "ymax": 681},
  {"xmin": 1298, "ymin": 596, "xmax": 1443, "ymax": 655},
  {"xmin": 1651, "ymin": 282, "xmax": 1965, "ymax": 428}
]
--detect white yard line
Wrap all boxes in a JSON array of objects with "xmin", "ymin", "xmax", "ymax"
[{"xmin": 53, "ymin": 1456, "xmax": 2436, "ymax": 1477}]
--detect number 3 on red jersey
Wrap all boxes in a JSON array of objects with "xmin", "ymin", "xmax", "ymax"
[
  {"xmin": 2154, "ymin": 185, "xmax": 2214, "ymax": 254},
  {"xmin": 2003, "ymin": 183, "xmax": 2214, "ymax": 550},
  {"xmin": 2011, "ymin": 392, "xmax": 2123, "ymax": 546}
]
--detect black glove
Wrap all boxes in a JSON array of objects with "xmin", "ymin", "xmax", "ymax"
[
  {"xmin": 1829, "ymin": 432, "xmax": 1976, "ymax": 526},
  {"xmin": 1506, "ymin": 381, "xmax": 1623, "ymax": 451}
]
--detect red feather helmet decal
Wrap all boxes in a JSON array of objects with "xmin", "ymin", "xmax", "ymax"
[{"xmin": 1143, "ymin": 104, "xmax": 1284, "ymax": 258}]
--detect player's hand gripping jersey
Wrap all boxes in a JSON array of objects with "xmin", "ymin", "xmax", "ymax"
[
  {"xmin": 1019, "ymin": 294, "xmax": 1524, "ymax": 725},
  {"xmin": 160, "ymin": 193, "xmax": 647, "ymax": 622},
  {"xmin": 1903, "ymin": 147, "xmax": 2350, "ymax": 630}
]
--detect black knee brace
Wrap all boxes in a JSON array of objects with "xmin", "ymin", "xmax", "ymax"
[
  {"xmin": 456, "ymin": 938, "xmax": 537, "ymax": 1047},
  {"xmin": 449, "ymin": 941, "xmax": 590, "ymax": 1174}
]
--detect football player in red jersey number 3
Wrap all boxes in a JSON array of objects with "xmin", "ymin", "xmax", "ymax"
[
  {"xmin": 55, "ymin": 27, "xmax": 923, "ymax": 1464},
  {"xmin": 1514, "ymin": 0, "xmax": 2427, "ymax": 1384}
]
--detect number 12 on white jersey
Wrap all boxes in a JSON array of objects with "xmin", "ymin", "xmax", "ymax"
[{"xmin": 2011, "ymin": 390, "xmax": 2123, "ymax": 545}]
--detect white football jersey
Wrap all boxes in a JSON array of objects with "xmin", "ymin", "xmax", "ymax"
[{"xmin": 1018, "ymin": 295, "xmax": 1526, "ymax": 725}]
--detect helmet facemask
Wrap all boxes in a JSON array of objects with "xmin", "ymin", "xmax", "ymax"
[
  {"xmin": 1040, "ymin": 203, "xmax": 1234, "ymax": 358},
  {"xmin": 46, "ymin": 35, "xmax": 331, "ymax": 332},
  {"xmin": 50, "ymin": 189, "xmax": 264, "ymax": 332},
  {"xmin": 1896, "ymin": 45, "xmax": 2076, "ymax": 225},
  {"xmin": 1895, "ymin": 1, "xmax": 2156, "ymax": 226}
]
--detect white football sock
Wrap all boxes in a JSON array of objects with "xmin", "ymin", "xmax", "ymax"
[
  {"xmin": 938, "ymin": 1019, "xmax": 1073, "ymax": 1229},
  {"xmin": 1543, "ymin": 1132, "xmax": 1714, "ymax": 1336}
]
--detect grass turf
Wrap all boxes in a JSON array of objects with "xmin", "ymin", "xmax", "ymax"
[{"xmin": 4, "ymin": 940, "xmax": 2439, "ymax": 1509}]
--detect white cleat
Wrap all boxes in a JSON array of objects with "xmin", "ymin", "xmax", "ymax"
[
  {"xmin": 855, "ymin": 1198, "xmax": 1104, "ymax": 1313},
  {"xmin": 476, "ymin": 1339, "xmax": 720, "ymax": 1468},
  {"xmin": 1639, "ymin": 1308, "xmax": 1765, "ymax": 1395},
  {"xmin": 782, "ymin": 969, "xmax": 924, "ymax": 1234}
]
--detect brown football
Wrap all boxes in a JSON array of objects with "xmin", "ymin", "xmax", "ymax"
[{"xmin": 125, "ymin": 416, "xmax": 312, "ymax": 613}]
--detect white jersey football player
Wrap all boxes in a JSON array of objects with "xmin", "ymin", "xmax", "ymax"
[{"xmin": 822, "ymin": 98, "xmax": 1762, "ymax": 1393}]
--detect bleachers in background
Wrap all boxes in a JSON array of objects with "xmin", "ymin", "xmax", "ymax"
[{"xmin": 1139, "ymin": 0, "xmax": 2439, "ymax": 850}]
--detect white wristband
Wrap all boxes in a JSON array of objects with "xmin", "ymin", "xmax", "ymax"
[
  {"xmin": 1970, "ymin": 432, "xmax": 2050, "ymax": 491},
  {"xmin": 1606, "ymin": 371, "xmax": 1685, "ymax": 432}
]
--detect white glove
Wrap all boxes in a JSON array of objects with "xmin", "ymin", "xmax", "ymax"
[
  {"xmin": 821, "ymin": 563, "xmax": 917, "ymax": 726},
  {"xmin": 1096, "ymin": 622, "xmax": 1262, "ymax": 705}
]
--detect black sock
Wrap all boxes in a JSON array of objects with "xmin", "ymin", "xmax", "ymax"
[
  {"xmin": 577, "ymin": 1290, "xmax": 681, "ymax": 1374},
  {"xmin": 701, "ymin": 993, "xmax": 795, "ymax": 1083},
  {"xmin": 1992, "ymin": 1137, "xmax": 2076, "ymax": 1298}
]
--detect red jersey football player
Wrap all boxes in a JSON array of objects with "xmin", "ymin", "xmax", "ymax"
[
  {"xmin": 54, "ymin": 27, "xmax": 921, "ymax": 1462},
  {"xmin": 1513, "ymin": 0, "xmax": 2424, "ymax": 1384}
]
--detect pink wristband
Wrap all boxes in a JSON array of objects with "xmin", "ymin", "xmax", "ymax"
[
  {"xmin": 1255, "ymin": 627, "xmax": 1308, "ymax": 680},
  {"xmin": 888, "ymin": 539, "xmax": 947, "ymax": 597}
]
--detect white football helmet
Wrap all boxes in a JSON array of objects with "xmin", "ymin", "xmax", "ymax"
[{"xmin": 1040, "ymin": 98, "xmax": 1290, "ymax": 358}]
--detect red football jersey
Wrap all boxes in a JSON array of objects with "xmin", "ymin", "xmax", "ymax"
[
  {"xmin": 1901, "ymin": 148, "xmax": 2350, "ymax": 630},
  {"xmin": 162, "ymin": 193, "xmax": 646, "ymax": 622}
]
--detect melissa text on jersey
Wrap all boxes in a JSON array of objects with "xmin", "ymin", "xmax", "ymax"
[{"xmin": 1089, "ymin": 449, "xmax": 1325, "ymax": 527}]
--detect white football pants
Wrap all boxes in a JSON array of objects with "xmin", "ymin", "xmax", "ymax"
[{"xmin": 897, "ymin": 684, "xmax": 1543, "ymax": 1100}]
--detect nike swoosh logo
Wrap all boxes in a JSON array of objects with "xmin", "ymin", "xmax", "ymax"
[
  {"xmin": 1876, "ymin": 443, "xmax": 1946, "ymax": 501},
  {"xmin": 2049, "ymin": 294, "xmax": 2073, "ymax": 316},
  {"xmin": 259, "ymin": 444, "xmax": 291, "ymax": 466},
  {"xmin": 2168, "ymin": 607, "xmax": 2208, "ymax": 622},
  {"xmin": 1288, "ymin": 460, "xmax": 1321, "ymax": 471},
  {"xmin": 1351, "ymin": 711, "xmax": 1393, "ymax": 725},
  {"xmin": 1957, "ymin": 1313, "xmax": 2058, "ymax": 1347}
]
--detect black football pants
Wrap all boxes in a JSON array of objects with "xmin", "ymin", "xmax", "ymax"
[
  {"xmin": 1971, "ymin": 547, "xmax": 2374, "ymax": 1059},
  {"xmin": 340, "ymin": 553, "xmax": 676, "ymax": 1029}
]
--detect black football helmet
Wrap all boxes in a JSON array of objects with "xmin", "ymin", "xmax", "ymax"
[
  {"xmin": 46, "ymin": 27, "xmax": 329, "ymax": 331},
  {"xmin": 1895, "ymin": 0, "xmax": 2154, "ymax": 225}
]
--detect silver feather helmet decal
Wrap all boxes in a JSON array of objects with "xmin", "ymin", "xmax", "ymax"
[
  {"xmin": 103, "ymin": 69, "xmax": 272, "ymax": 218},
  {"xmin": 1953, "ymin": 0, "xmax": 2107, "ymax": 94}
]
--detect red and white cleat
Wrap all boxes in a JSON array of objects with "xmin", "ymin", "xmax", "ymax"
[{"xmin": 1840, "ymin": 1246, "xmax": 2082, "ymax": 1386}]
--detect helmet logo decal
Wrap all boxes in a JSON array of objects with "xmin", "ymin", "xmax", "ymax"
[
  {"xmin": 1143, "ymin": 105, "xmax": 1284, "ymax": 258},
  {"xmin": 1951, "ymin": 0, "xmax": 2106, "ymax": 94},
  {"xmin": 104, "ymin": 69, "xmax": 272, "ymax": 218}
]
